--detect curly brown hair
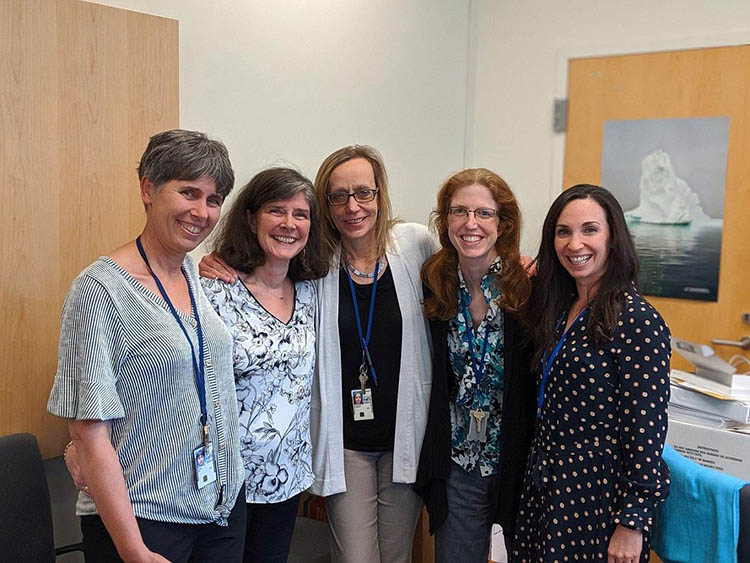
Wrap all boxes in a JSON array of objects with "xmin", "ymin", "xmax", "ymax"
[{"xmin": 421, "ymin": 168, "xmax": 530, "ymax": 320}]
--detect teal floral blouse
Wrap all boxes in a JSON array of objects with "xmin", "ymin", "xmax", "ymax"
[{"xmin": 448, "ymin": 259, "xmax": 505, "ymax": 477}]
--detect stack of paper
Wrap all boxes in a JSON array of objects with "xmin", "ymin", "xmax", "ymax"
[
  {"xmin": 669, "ymin": 381, "xmax": 750, "ymax": 429},
  {"xmin": 671, "ymin": 369, "xmax": 750, "ymax": 401}
]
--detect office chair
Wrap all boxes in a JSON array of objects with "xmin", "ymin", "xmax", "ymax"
[{"xmin": 0, "ymin": 433, "xmax": 83, "ymax": 560}]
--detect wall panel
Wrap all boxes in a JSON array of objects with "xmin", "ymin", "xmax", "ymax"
[
  {"xmin": 0, "ymin": 0, "xmax": 178, "ymax": 458},
  {"xmin": 0, "ymin": 0, "xmax": 62, "ymax": 454}
]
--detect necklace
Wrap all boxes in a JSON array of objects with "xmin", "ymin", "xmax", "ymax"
[
  {"xmin": 344, "ymin": 256, "xmax": 385, "ymax": 279},
  {"xmin": 251, "ymin": 275, "xmax": 287, "ymax": 300}
]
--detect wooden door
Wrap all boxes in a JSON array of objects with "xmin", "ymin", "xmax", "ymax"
[
  {"xmin": 564, "ymin": 46, "xmax": 750, "ymax": 371},
  {"xmin": 0, "ymin": 0, "xmax": 178, "ymax": 457}
]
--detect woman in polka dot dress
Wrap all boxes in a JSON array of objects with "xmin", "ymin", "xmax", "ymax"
[{"xmin": 512, "ymin": 185, "xmax": 670, "ymax": 563}]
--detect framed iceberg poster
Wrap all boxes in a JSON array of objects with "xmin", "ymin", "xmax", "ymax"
[{"xmin": 601, "ymin": 117, "xmax": 729, "ymax": 302}]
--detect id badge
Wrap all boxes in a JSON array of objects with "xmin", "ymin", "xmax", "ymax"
[
  {"xmin": 467, "ymin": 409, "xmax": 488, "ymax": 442},
  {"xmin": 193, "ymin": 444, "xmax": 217, "ymax": 489},
  {"xmin": 351, "ymin": 388, "xmax": 374, "ymax": 421}
]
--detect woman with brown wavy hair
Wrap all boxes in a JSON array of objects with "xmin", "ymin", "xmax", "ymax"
[
  {"xmin": 200, "ymin": 145, "xmax": 435, "ymax": 563},
  {"xmin": 414, "ymin": 168, "xmax": 536, "ymax": 562}
]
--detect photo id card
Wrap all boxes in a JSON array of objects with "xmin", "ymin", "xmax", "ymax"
[
  {"xmin": 193, "ymin": 444, "xmax": 217, "ymax": 489},
  {"xmin": 351, "ymin": 388, "xmax": 374, "ymax": 421}
]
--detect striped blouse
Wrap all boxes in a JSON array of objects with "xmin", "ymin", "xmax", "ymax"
[{"xmin": 47, "ymin": 256, "xmax": 244, "ymax": 525}]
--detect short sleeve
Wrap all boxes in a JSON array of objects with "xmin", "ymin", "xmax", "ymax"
[
  {"xmin": 47, "ymin": 273, "xmax": 127, "ymax": 421},
  {"xmin": 200, "ymin": 276, "xmax": 227, "ymax": 316},
  {"xmin": 611, "ymin": 293, "xmax": 671, "ymax": 533}
]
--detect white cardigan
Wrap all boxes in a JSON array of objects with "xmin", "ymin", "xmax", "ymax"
[{"xmin": 310, "ymin": 222, "xmax": 436, "ymax": 496}]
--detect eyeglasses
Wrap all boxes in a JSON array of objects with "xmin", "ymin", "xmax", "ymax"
[
  {"xmin": 326, "ymin": 188, "xmax": 379, "ymax": 206},
  {"xmin": 448, "ymin": 206, "xmax": 499, "ymax": 221}
]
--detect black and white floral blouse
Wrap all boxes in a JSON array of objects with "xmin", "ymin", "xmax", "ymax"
[{"xmin": 201, "ymin": 277, "xmax": 316, "ymax": 503}]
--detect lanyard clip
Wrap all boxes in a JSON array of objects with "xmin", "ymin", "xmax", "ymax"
[
  {"xmin": 202, "ymin": 424, "xmax": 210, "ymax": 448},
  {"xmin": 359, "ymin": 362, "xmax": 368, "ymax": 393}
]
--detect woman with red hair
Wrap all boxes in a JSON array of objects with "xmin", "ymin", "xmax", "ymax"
[{"xmin": 415, "ymin": 168, "xmax": 536, "ymax": 562}]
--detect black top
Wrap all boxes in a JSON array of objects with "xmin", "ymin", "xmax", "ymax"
[
  {"xmin": 339, "ymin": 265, "xmax": 403, "ymax": 451},
  {"xmin": 413, "ymin": 284, "xmax": 536, "ymax": 552}
]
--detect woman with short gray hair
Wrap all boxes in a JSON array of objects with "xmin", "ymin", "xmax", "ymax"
[{"xmin": 48, "ymin": 129, "xmax": 246, "ymax": 562}]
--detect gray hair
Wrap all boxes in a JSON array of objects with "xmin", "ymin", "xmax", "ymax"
[{"xmin": 137, "ymin": 129, "xmax": 234, "ymax": 197}]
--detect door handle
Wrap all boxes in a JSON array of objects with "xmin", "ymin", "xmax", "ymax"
[{"xmin": 711, "ymin": 336, "xmax": 750, "ymax": 350}]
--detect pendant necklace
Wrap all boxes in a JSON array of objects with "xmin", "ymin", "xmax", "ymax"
[{"xmin": 252, "ymin": 274, "xmax": 286, "ymax": 300}]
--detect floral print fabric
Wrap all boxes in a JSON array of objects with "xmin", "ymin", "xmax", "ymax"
[
  {"xmin": 202, "ymin": 277, "xmax": 316, "ymax": 503},
  {"xmin": 448, "ymin": 259, "xmax": 505, "ymax": 477}
]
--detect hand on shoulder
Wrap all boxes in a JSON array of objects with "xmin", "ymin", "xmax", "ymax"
[{"xmin": 198, "ymin": 252, "xmax": 237, "ymax": 283}]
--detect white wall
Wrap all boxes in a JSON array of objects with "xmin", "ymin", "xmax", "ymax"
[
  {"xmin": 93, "ymin": 1, "xmax": 750, "ymax": 257},
  {"xmin": 93, "ymin": 0, "xmax": 471, "ymax": 231},
  {"xmin": 470, "ymin": 0, "xmax": 750, "ymax": 254}
]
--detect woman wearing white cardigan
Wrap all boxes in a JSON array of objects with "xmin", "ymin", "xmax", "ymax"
[{"xmin": 310, "ymin": 145, "xmax": 435, "ymax": 563}]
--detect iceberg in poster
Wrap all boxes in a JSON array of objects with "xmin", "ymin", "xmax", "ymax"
[
  {"xmin": 625, "ymin": 149, "xmax": 710, "ymax": 225},
  {"xmin": 601, "ymin": 117, "xmax": 728, "ymax": 302}
]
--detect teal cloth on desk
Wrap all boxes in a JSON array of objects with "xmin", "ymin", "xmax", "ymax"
[{"xmin": 652, "ymin": 444, "xmax": 748, "ymax": 563}]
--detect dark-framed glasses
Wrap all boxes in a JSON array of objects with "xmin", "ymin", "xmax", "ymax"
[
  {"xmin": 448, "ymin": 206, "xmax": 499, "ymax": 221},
  {"xmin": 326, "ymin": 187, "xmax": 379, "ymax": 206}
]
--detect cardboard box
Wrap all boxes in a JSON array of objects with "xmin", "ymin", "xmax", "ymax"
[{"xmin": 667, "ymin": 418, "xmax": 750, "ymax": 480}]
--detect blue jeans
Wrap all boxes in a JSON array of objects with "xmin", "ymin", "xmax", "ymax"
[{"xmin": 435, "ymin": 461, "xmax": 498, "ymax": 563}]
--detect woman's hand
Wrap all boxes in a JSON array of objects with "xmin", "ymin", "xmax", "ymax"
[
  {"xmin": 521, "ymin": 255, "xmax": 537, "ymax": 277},
  {"xmin": 69, "ymin": 420, "xmax": 166, "ymax": 562},
  {"xmin": 128, "ymin": 548, "xmax": 171, "ymax": 563},
  {"xmin": 198, "ymin": 252, "xmax": 238, "ymax": 283},
  {"xmin": 607, "ymin": 524, "xmax": 642, "ymax": 563}
]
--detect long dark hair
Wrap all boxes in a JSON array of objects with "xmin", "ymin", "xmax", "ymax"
[
  {"xmin": 211, "ymin": 167, "xmax": 328, "ymax": 281},
  {"xmin": 421, "ymin": 168, "xmax": 530, "ymax": 320},
  {"xmin": 529, "ymin": 184, "xmax": 639, "ymax": 365}
]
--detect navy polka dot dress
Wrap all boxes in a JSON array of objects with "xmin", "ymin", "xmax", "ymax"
[{"xmin": 512, "ymin": 291, "xmax": 671, "ymax": 561}]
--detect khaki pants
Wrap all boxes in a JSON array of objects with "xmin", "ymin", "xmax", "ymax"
[{"xmin": 325, "ymin": 449, "xmax": 422, "ymax": 563}]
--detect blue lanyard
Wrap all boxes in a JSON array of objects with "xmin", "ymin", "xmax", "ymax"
[
  {"xmin": 537, "ymin": 308, "xmax": 586, "ymax": 419},
  {"xmin": 136, "ymin": 237, "xmax": 209, "ymax": 443},
  {"xmin": 344, "ymin": 260, "xmax": 379, "ymax": 385},
  {"xmin": 461, "ymin": 298, "xmax": 491, "ymax": 391}
]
